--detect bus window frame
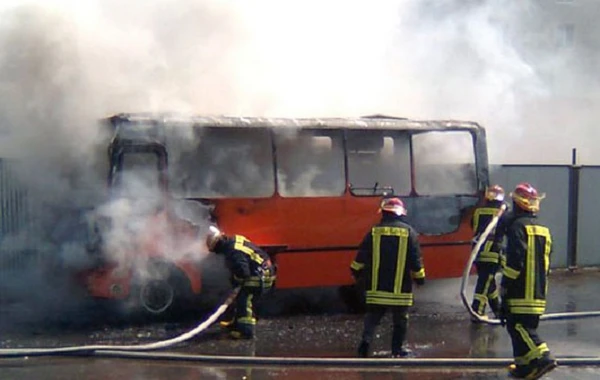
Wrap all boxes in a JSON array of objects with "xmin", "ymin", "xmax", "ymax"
[{"xmin": 108, "ymin": 142, "xmax": 169, "ymax": 194}]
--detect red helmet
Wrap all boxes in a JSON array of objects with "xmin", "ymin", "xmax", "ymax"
[
  {"xmin": 485, "ymin": 184, "xmax": 505, "ymax": 201},
  {"xmin": 511, "ymin": 182, "xmax": 545, "ymax": 212},
  {"xmin": 380, "ymin": 197, "xmax": 407, "ymax": 216}
]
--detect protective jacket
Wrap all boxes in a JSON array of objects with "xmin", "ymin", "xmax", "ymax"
[
  {"xmin": 215, "ymin": 235, "xmax": 276, "ymax": 290},
  {"xmin": 472, "ymin": 200, "xmax": 507, "ymax": 265},
  {"xmin": 350, "ymin": 214, "xmax": 425, "ymax": 307},
  {"xmin": 501, "ymin": 212, "xmax": 552, "ymax": 315}
]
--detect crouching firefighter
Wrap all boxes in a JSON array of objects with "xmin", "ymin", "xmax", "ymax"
[
  {"xmin": 499, "ymin": 183, "xmax": 557, "ymax": 379},
  {"xmin": 206, "ymin": 227, "xmax": 276, "ymax": 339},
  {"xmin": 470, "ymin": 184, "xmax": 508, "ymax": 322},
  {"xmin": 350, "ymin": 197, "xmax": 425, "ymax": 358}
]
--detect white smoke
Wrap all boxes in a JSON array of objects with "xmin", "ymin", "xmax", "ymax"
[
  {"xmin": 0, "ymin": 0, "xmax": 598, "ymax": 320},
  {"xmin": 1, "ymin": 0, "xmax": 596, "ymax": 165}
]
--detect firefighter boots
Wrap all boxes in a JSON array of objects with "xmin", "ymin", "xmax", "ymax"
[{"xmin": 507, "ymin": 356, "xmax": 557, "ymax": 379}]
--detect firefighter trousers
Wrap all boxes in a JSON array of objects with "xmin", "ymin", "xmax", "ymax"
[
  {"xmin": 360, "ymin": 305, "xmax": 409, "ymax": 356},
  {"xmin": 231, "ymin": 284, "xmax": 271, "ymax": 338},
  {"xmin": 506, "ymin": 314, "xmax": 552, "ymax": 367},
  {"xmin": 471, "ymin": 262, "xmax": 500, "ymax": 316}
]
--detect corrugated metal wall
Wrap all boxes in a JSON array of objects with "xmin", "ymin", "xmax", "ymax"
[
  {"xmin": 492, "ymin": 164, "xmax": 600, "ymax": 269},
  {"xmin": 0, "ymin": 159, "xmax": 32, "ymax": 268},
  {"xmin": 575, "ymin": 167, "xmax": 600, "ymax": 267},
  {"xmin": 491, "ymin": 165, "xmax": 570, "ymax": 268}
]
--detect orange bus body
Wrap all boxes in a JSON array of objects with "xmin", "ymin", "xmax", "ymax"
[{"xmin": 210, "ymin": 194, "xmax": 474, "ymax": 289}]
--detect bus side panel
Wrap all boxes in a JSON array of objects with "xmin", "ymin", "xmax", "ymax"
[
  {"xmin": 274, "ymin": 251, "xmax": 356, "ymax": 289},
  {"xmin": 274, "ymin": 244, "xmax": 473, "ymax": 289},
  {"xmin": 421, "ymin": 244, "xmax": 472, "ymax": 279},
  {"xmin": 212, "ymin": 197, "xmax": 477, "ymax": 287},
  {"xmin": 212, "ymin": 197, "xmax": 381, "ymax": 249}
]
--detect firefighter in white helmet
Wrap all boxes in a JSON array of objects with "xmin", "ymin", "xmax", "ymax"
[
  {"xmin": 350, "ymin": 197, "xmax": 425, "ymax": 358},
  {"xmin": 206, "ymin": 226, "xmax": 276, "ymax": 339}
]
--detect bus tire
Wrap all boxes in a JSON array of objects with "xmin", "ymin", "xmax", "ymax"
[{"xmin": 133, "ymin": 261, "xmax": 193, "ymax": 319}]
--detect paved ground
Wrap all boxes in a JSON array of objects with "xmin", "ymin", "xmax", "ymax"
[{"xmin": 1, "ymin": 269, "xmax": 599, "ymax": 379}]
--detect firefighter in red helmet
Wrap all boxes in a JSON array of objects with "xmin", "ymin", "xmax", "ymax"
[
  {"xmin": 206, "ymin": 226, "xmax": 276, "ymax": 339},
  {"xmin": 350, "ymin": 197, "xmax": 425, "ymax": 358},
  {"xmin": 499, "ymin": 183, "xmax": 557, "ymax": 379},
  {"xmin": 470, "ymin": 185, "xmax": 508, "ymax": 322}
]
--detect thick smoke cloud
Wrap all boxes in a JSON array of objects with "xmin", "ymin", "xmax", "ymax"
[
  {"xmin": 1, "ymin": 0, "xmax": 596, "ymax": 164},
  {"xmin": 0, "ymin": 0, "xmax": 597, "ymax": 324}
]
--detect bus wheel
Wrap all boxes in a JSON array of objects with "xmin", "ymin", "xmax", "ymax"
[
  {"xmin": 139, "ymin": 277, "xmax": 175, "ymax": 315},
  {"xmin": 135, "ymin": 262, "xmax": 192, "ymax": 318}
]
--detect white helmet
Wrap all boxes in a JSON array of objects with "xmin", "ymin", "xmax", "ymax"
[{"xmin": 206, "ymin": 225, "xmax": 224, "ymax": 251}]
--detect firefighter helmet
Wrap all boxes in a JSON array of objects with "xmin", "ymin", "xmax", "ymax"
[
  {"xmin": 485, "ymin": 185, "xmax": 505, "ymax": 201},
  {"xmin": 380, "ymin": 197, "xmax": 407, "ymax": 216},
  {"xmin": 206, "ymin": 225, "xmax": 224, "ymax": 251},
  {"xmin": 510, "ymin": 182, "xmax": 545, "ymax": 212}
]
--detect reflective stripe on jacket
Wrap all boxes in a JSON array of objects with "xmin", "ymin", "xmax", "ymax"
[
  {"xmin": 221, "ymin": 235, "xmax": 276, "ymax": 288},
  {"xmin": 350, "ymin": 215, "xmax": 425, "ymax": 307}
]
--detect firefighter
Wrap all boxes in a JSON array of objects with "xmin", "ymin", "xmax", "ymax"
[
  {"xmin": 206, "ymin": 227, "xmax": 276, "ymax": 339},
  {"xmin": 499, "ymin": 183, "xmax": 557, "ymax": 379},
  {"xmin": 470, "ymin": 184, "xmax": 508, "ymax": 322},
  {"xmin": 350, "ymin": 197, "xmax": 425, "ymax": 358}
]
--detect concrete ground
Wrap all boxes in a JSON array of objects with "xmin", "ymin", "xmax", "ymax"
[{"xmin": 1, "ymin": 269, "xmax": 599, "ymax": 379}]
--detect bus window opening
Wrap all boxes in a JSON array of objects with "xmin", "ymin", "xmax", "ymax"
[
  {"xmin": 407, "ymin": 130, "xmax": 478, "ymax": 235},
  {"xmin": 275, "ymin": 130, "xmax": 345, "ymax": 197},
  {"xmin": 114, "ymin": 152, "xmax": 162, "ymax": 200},
  {"xmin": 169, "ymin": 127, "xmax": 274, "ymax": 198},
  {"xmin": 347, "ymin": 130, "xmax": 411, "ymax": 196},
  {"xmin": 412, "ymin": 131, "xmax": 477, "ymax": 195}
]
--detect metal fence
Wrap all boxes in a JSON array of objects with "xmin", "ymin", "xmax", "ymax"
[
  {"xmin": 0, "ymin": 159, "xmax": 31, "ymax": 258},
  {"xmin": 492, "ymin": 164, "xmax": 600, "ymax": 269}
]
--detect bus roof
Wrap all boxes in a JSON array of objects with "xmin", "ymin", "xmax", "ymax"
[{"xmin": 105, "ymin": 113, "xmax": 485, "ymax": 133}]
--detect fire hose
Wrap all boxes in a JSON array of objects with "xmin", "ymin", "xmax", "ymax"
[
  {"xmin": 460, "ymin": 205, "xmax": 600, "ymax": 324},
  {"xmin": 0, "ymin": 287, "xmax": 240, "ymax": 357}
]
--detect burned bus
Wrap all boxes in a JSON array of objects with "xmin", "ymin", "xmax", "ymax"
[{"xmin": 82, "ymin": 113, "xmax": 489, "ymax": 315}]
